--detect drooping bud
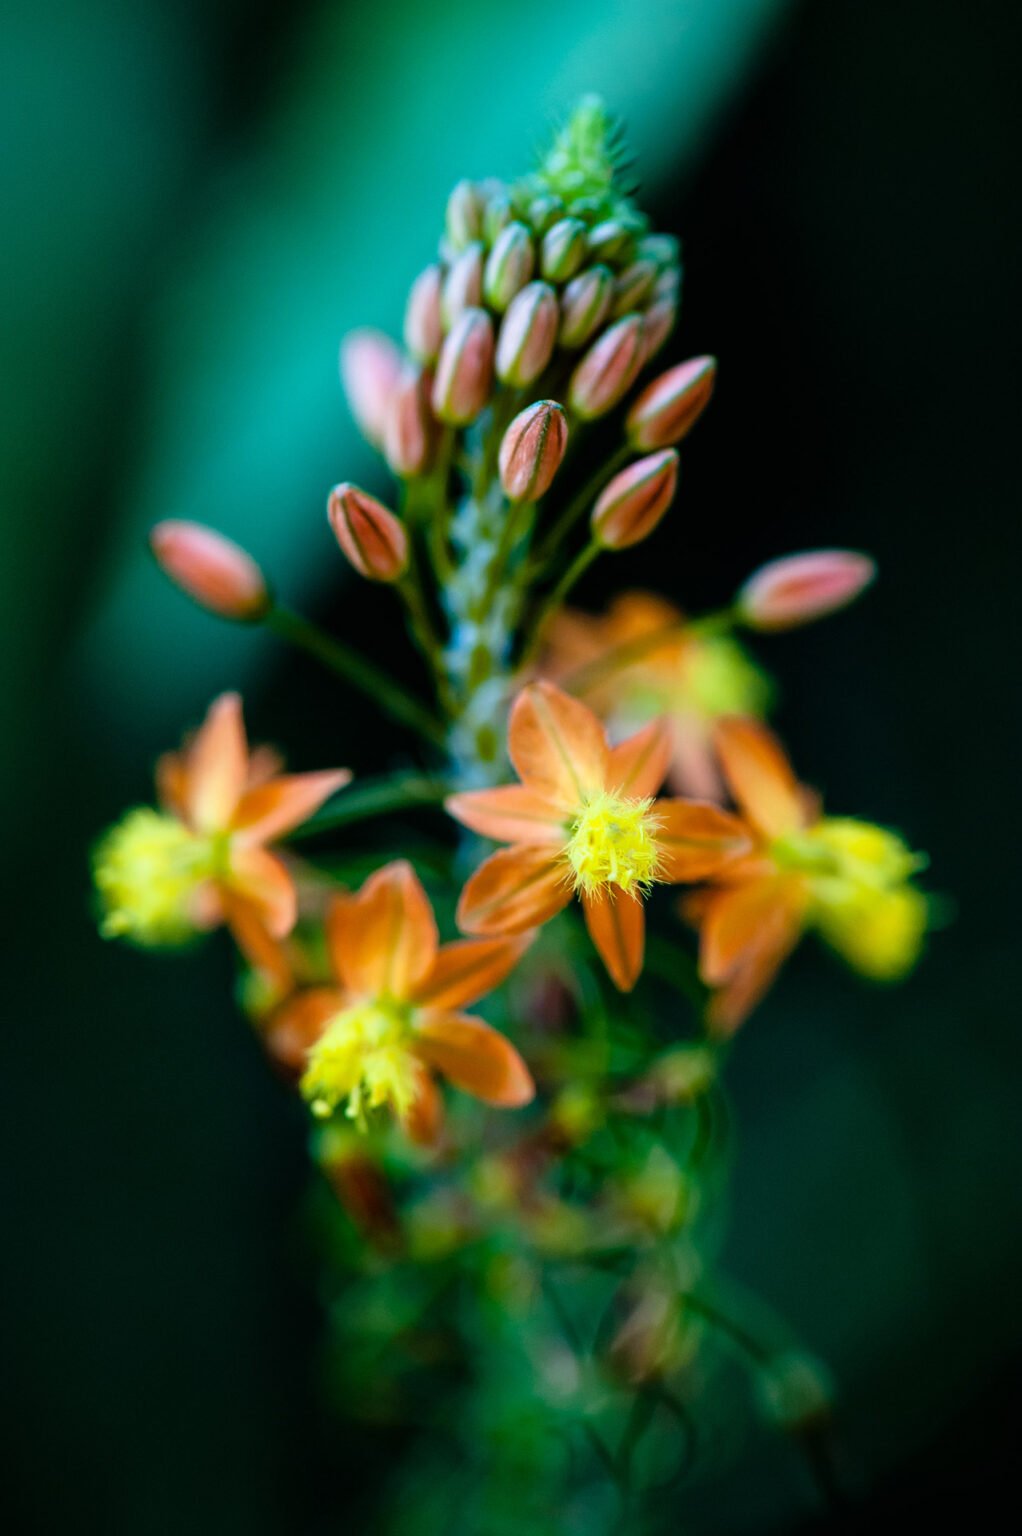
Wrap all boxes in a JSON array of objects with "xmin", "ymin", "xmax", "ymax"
[
  {"xmin": 403, "ymin": 264, "xmax": 444, "ymax": 364},
  {"xmin": 737, "ymin": 550, "xmax": 877, "ymax": 631},
  {"xmin": 612, "ymin": 259, "xmax": 659, "ymax": 317},
  {"xmin": 568, "ymin": 313, "xmax": 646, "ymax": 419},
  {"xmin": 442, "ymin": 242, "xmax": 485, "ymax": 327},
  {"xmin": 540, "ymin": 218, "xmax": 588, "ymax": 281},
  {"xmin": 339, "ymin": 329, "xmax": 403, "ymax": 448},
  {"xmin": 150, "ymin": 521, "xmax": 269, "ymax": 621},
  {"xmin": 445, "ymin": 179, "xmax": 484, "ymax": 249},
  {"xmin": 498, "ymin": 400, "xmax": 568, "ymax": 503},
  {"xmin": 558, "ymin": 265, "xmax": 614, "ymax": 349},
  {"xmin": 327, "ymin": 483, "xmax": 408, "ymax": 582},
  {"xmin": 483, "ymin": 223, "xmax": 535, "ymax": 311},
  {"xmin": 591, "ymin": 449, "xmax": 679, "ymax": 550},
  {"xmin": 626, "ymin": 356, "xmax": 717, "ymax": 449},
  {"xmin": 431, "ymin": 308, "xmax": 494, "ymax": 425},
  {"xmin": 495, "ymin": 281, "xmax": 559, "ymax": 387},
  {"xmin": 383, "ymin": 363, "xmax": 435, "ymax": 478},
  {"xmin": 639, "ymin": 299, "xmax": 677, "ymax": 364}
]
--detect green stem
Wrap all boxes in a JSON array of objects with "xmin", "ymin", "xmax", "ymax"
[
  {"xmin": 286, "ymin": 772, "xmax": 453, "ymax": 841},
  {"xmin": 531, "ymin": 442, "xmax": 631, "ymax": 571}
]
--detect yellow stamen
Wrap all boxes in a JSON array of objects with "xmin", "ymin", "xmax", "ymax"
[
  {"xmin": 300, "ymin": 1002, "xmax": 421, "ymax": 1128},
  {"xmin": 565, "ymin": 789, "xmax": 662, "ymax": 897},
  {"xmin": 94, "ymin": 808, "xmax": 217, "ymax": 946}
]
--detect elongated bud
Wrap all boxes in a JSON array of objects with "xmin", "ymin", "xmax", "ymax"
[
  {"xmin": 445, "ymin": 179, "xmax": 484, "ymax": 248},
  {"xmin": 442, "ymin": 242, "xmax": 485, "ymax": 326},
  {"xmin": 591, "ymin": 449, "xmax": 679, "ymax": 550},
  {"xmin": 498, "ymin": 400, "xmax": 568, "ymax": 503},
  {"xmin": 626, "ymin": 356, "xmax": 717, "ymax": 449},
  {"xmin": 587, "ymin": 219, "xmax": 635, "ymax": 266},
  {"xmin": 484, "ymin": 190, "xmax": 514, "ymax": 244},
  {"xmin": 612, "ymin": 259, "xmax": 659, "ymax": 317},
  {"xmin": 540, "ymin": 218, "xmax": 588, "ymax": 281},
  {"xmin": 339, "ymin": 329, "xmax": 402, "ymax": 448},
  {"xmin": 431, "ymin": 308, "xmax": 494, "ymax": 425},
  {"xmin": 568, "ymin": 313, "xmax": 646, "ymax": 419},
  {"xmin": 150, "ymin": 521, "xmax": 269, "ymax": 621},
  {"xmin": 640, "ymin": 299, "xmax": 677, "ymax": 365},
  {"xmin": 495, "ymin": 281, "xmax": 558, "ymax": 387},
  {"xmin": 558, "ymin": 265, "xmax": 614, "ymax": 349},
  {"xmin": 383, "ymin": 364, "xmax": 435, "ymax": 478},
  {"xmin": 327, "ymin": 483, "xmax": 408, "ymax": 582},
  {"xmin": 484, "ymin": 222, "xmax": 535, "ymax": 311},
  {"xmin": 737, "ymin": 550, "xmax": 876, "ymax": 631},
  {"xmin": 404, "ymin": 264, "xmax": 444, "ymax": 364}
]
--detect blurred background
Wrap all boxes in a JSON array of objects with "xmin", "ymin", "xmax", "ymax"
[{"xmin": 2, "ymin": 0, "xmax": 1020, "ymax": 1529}]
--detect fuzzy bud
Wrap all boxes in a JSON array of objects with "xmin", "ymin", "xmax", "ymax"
[
  {"xmin": 498, "ymin": 400, "xmax": 569, "ymax": 503},
  {"xmin": 495, "ymin": 281, "xmax": 559, "ymax": 387},
  {"xmin": 150, "ymin": 521, "xmax": 269, "ymax": 621},
  {"xmin": 626, "ymin": 356, "xmax": 717, "ymax": 449},
  {"xmin": 445, "ymin": 179, "xmax": 484, "ymax": 249},
  {"xmin": 612, "ymin": 259, "xmax": 659, "ymax": 317},
  {"xmin": 339, "ymin": 329, "xmax": 402, "ymax": 448},
  {"xmin": 442, "ymin": 242, "xmax": 485, "ymax": 327},
  {"xmin": 431, "ymin": 308, "xmax": 494, "ymax": 425},
  {"xmin": 327, "ymin": 483, "xmax": 408, "ymax": 583},
  {"xmin": 591, "ymin": 449, "xmax": 679, "ymax": 550},
  {"xmin": 540, "ymin": 218, "xmax": 588, "ymax": 282},
  {"xmin": 483, "ymin": 223, "xmax": 535, "ymax": 311},
  {"xmin": 737, "ymin": 550, "xmax": 877, "ymax": 631},
  {"xmin": 403, "ymin": 264, "xmax": 444, "ymax": 364},
  {"xmin": 568, "ymin": 313, "xmax": 646, "ymax": 419},
  {"xmin": 383, "ymin": 363, "xmax": 435, "ymax": 478},
  {"xmin": 558, "ymin": 265, "xmax": 614, "ymax": 349}
]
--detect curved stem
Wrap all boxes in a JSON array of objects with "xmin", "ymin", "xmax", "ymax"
[
  {"xmin": 520, "ymin": 541, "xmax": 600, "ymax": 668},
  {"xmin": 531, "ymin": 442, "xmax": 631, "ymax": 571}
]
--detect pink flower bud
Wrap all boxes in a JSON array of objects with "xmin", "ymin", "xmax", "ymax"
[
  {"xmin": 495, "ymin": 281, "xmax": 559, "ymax": 387},
  {"xmin": 498, "ymin": 400, "xmax": 568, "ymax": 503},
  {"xmin": 431, "ymin": 308, "xmax": 494, "ymax": 425},
  {"xmin": 591, "ymin": 449, "xmax": 679, "ymax": 550},
  {"xmin": 568, "ymin": 314, "xmax": 646, "ymax": 420},
  {"xmin": 612, "ymin": 259, "xmax": 659, "ymax": 317},
  {"xmin": 327, "ymin": 483, "xmax": 409, "ymax": 583},
  {"xmin": 483, "ymin": 223, "xmax": 535, "ymax": 311},
  {"xmin": 540, "ymin": 218, "xmax": 588, "ymax": 281},
  {"xmin": 445, "ymin": 179, "xmax": 484, "ymax": 248},
  {"xmin": 626, "ymin": 356, "xmax": 717, "ymax": 450},
  {"xmin": 404, "ymin": 264, "xmax": 444, "ymax": 364},
  {"xmin": 639, "ymin": 299, "xmax": 677, "ymax": 365},
  {"xmin": 441, "ymin": 242, "xmax": 485, "ymax": 327},
  {"xmin": 339, "ymin": 329, "xmax": 403, "ymax": 448},
  {"xmin": 737, "ymin": 550, "xmax": 877, "ymax": 631},
  {"xmin": 150, "ymin": 521, "xmax": 269, "ymax": 621},
  {"xmin": 558, "ymin": 265, "xmax": 614, "ymax": 349},
  {"xmin": 383, "ymin": 364, "xmax": 435, "ymax": 478}
]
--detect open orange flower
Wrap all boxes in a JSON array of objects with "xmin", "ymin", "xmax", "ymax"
[
  {"xmin": 268, "ymin": 861, "xmax": 535, "ymax": 1143},
  {"xmin": 94, "ymin": 692, "xmax": 349, "ymax": 947},
  {"xmin": 689, "ymin": 717, "xmax": 929, "ymax": 1033},
  {"xmin": 446, "ymin": 681, "xmax": 751, "ymax": 992}
]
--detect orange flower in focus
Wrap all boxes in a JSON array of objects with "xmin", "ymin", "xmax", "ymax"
[
  {"xmin": 447, "ymin": 681, "xmax": 751, "ymax": 992},
  {"xmin": 269, "ymin": 861, "xmax": 534, "ymax": 1143},
  {"xmin": 543, "ymin": 593, "xmax": 771, "ymax": 801}
]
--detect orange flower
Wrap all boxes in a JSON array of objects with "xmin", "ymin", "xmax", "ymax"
[
  {"xmin": 690, "ymin": 717, "xmax": 928, "ymax": 1033},
  {"xmin": 447, "ymin": 681, "xmax": 751, "ymax": 992},
  {"xmin": 270, "ymin": 861, "xmax": 533, "ymax": 1142},
  {"xmin": 94, "ymin": 693, "xmax": 349, "ymax": 947}
]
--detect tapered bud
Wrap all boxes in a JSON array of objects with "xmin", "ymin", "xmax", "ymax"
[
  {"xmin": 612, "ymin": 259, "xmax": 659, "ymax": 317},
  {"xmin": 540, "ymin": 218, "xmax": 588, "ymax": 281},
  {"xmin": 495, "ymin": 281, "xmax": 558, "ymax": 387},
  {"xmin": 404, "ymin": 264, "xmax": 444, "ymax": 364},
  {"xmin": 442, "ymin": 242, "xmax": 485, "ymax": 326},
  {"xmin": 445, "ymin": 179, "xmax": 484, "ymax": 248},
  {"xmin": 587, "ymin": 220, "xmax": 636, "ymax": 266},
  {"xmin": 640, "ymin": 299, "xmax": 677, "ymax": 365},
  {"xmin": 568, "ymin": 313, "xmax": 646, "ymax": 419},
  {"xmin": 431, "ymin": 308, "xmax": 494, "ymax": 425},
  {"xmin": 383, "ymin": 364, "xmax": 435, "ymax": 478},
  {"xmin": 483, "ymin": 223, "xmax": 535, "ymax": 311},
  {"xmin": 626, "ymin": 356, "xmax": 717, "ymax": 449},
  {"xmin": 339, "ymin": 329, "xmax": 403, "ymax": 448},
  {"xmin": 591, "ymin": 449, "xmax": 679, "ymax": 550},
  {"xmin": 737, "ymin": 550, "xmax": 877, "ymax": 631},
  {"xmin": 558, "ymin": 265, "xmax": 614, "ymax": 349},
  {"xmin": 327, "ymin": 483, "xmax": 408, "ymax": 582},
  {"xmin": 150, "ymin": 521, "xmax": 269, "ymax": 621},
  {"xmin": 498, "ymin": 400, "xmax": 569, "ymax": 503}
]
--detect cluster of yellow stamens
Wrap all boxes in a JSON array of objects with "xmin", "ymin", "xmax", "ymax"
[
  {"xmin": 301, "ymin": 1002, "xmax": 421, "ymax": 1127},
  {"xmin": 94, "ymin": 809, "xmax": 218, "ymax": 946},
  {"xmin": 564, "ymin": 790, "xmax": 662, "ymax": 897}
]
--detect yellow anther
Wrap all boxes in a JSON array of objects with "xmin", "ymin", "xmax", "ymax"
[
  {"xmin": 301, "ymin": 1002, "xmax": 420, "ymax": 1128},
  {"xmin": 94, "ymin": 808, "xmax": 216, "ymax": 946},
  {"xmin": 565, "ymin": 790, "xmax": 661, "ymax": 897}
]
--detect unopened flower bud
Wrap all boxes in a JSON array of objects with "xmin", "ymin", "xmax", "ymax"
[
  {"xmin": 339, "ymin": 329, "xmax": 402, "ymax": 448},
  {"xmin": 483, "ymin": 223, "xmax": 535, "ymax": 311},
  {"xmin": 653, "ymin": 265, "xmax": 682, "ymax": 305},
  {"xmin": 587, "ymin": 220, "xmax": 636, "ymax": 266},
  {"xmin": 558, "ymin": 265, "xmax": 614, "ymax": 349},
  {"xmin": 640, "ymin": 299, "xmax": 677, "ymax": 364},
  {"xmin": 383, "ymin": 364, "xmax": 435, "ymax": 478},
  {"xmin": 591, "ymin": 449, "xmax": 679, "ymax": 550},
  {"xmin": 484, "ymin": 190, "xmax": 514, "ymax": 243},
  {"xmin": 568, "ymin": 313, "xmax": 646, "ymax": 419},
  {"xmin": 626, "ymin": 356, "xmax": 717, "ymax": 449},
  {"xmin": 498, "ymin": 400, "xmax": 568, "ymax": 503},
  {"xmin": 637, "ymin": 233, "xmax": 681, "ymax": 269},
  {"xmin": 150, "ymin": 520, "xmax": 269, "ymax": 621},
  {"xmin": 528, "ymin": 194, "xmax": 564, "ymax": 233},
  {"xmin": 612, "ymin": 259, "xmax": 659, "ymax": 317},
  {"xmin": 404, "ymin": 264, "xmax": 444, "ymax": 364},
  {"xmin": 737, "ymin": 550, "xmax": 877, "ymax": 631},
  {"xmin": 431, "ymin": 308, "xmax": 494, "ymax": 425},
  {"xmin": 327, "ymin": 483, "xmax": 408, "ymax": 582},
  {"xmin": 442, "ymin": 242, "xmax": 485, "ymax": 326},
  {"xmin": 540, "ymin": 218, "xmax": 588, "ymax": 281},
  {"xmin": 445, "ymin": 179, "xmax": 484, "ymax": 248},
  {"xmin": 495, "ymin": 281, "xmax": 558, "ymax": 387}
]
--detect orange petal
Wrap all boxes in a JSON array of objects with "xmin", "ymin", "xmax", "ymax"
[
  {"xmin": 656, "ymin": 799, "xmax": 753, "ymax": 882},
  {"xmin": 607, "ymin": 718, "xmax": 672, "ymax": 797},
  {"xmin": 445, "ymin": 785, "xmax": 566, "ymax": 845},
  {"xmin": 698, "ymin": 875, "xmax": 807, "ymax": 985},
  {"xmin": 223, "ymin": 893, "xmax": 295, "ymax": 1000},
  {"xmin": 232, "ymin": 769, "xmax": 352, "ymax": 844},
  {"xmin": 412, "ymin": 933, "xmax": 533, "ymax": 1011},
  {"xmin": 508, "ymin": 680, "xmax": 608, "ymax": 809},
  {"xmin": 402, "ymin": 1065, "xmax": 444, "ymax": 1146},
  {"xmin": 714, "ymin": 717, "xmax": 807, "ymax": 838},
  {"xmin": 456, "ymin": 846, "xmax": 571, "ymax": 935},
  {"xmin": 225, "ymin": 845, "xmax": 297, "ymax": 938},
  {"xmin": 325, "ymin": 861, "xmax": 438, "ymax": 1001},
  {"xmin": 185, "ymin": 692, "xmax": 249, "ymax": 833},
  {"xmin": 155, "ymin": 749, "xmax": 190, "ymax": 819},
  {"xmin": 413, "ymin": 1011, "xmax": 535, "ymax": 1107},
  {"xmin": 263, "ymin": 987, "xmax": 343, "ymax": 1070},
  {"xmin": 582, "ymin": 887, "xmax": 645, "ymax": 992},
  {"xmin": 704, "ymin": 887, "xmax": 807, "ymax": 1034}
]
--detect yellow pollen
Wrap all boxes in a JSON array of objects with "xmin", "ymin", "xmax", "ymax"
[
  {"xmin": 300, "ymin": 1002, "xmax": 421, "ymax": 1129},
  {"xmin": 94, "ymin": 808, "xmax": 218, "ymax": 946},
  {"xmin": 565, "ymin": 790, "xmax": 662, "ymax": 897}
]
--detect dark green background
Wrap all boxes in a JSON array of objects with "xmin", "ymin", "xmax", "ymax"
[{"xmin": 3, "ymin": 1, "xmax": 1020, "ymax": 1529}]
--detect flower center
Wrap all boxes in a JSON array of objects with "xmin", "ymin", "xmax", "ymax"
[
  {"xmin": 565, "ymin": 790, "xmax": 662, "ymax": 897},
  {"xmin": 301, "ymin": 1001, "xmax": 420, "ymax": 1128},
  {"xmin": 94, "ymin": 809, "xmax": 218, "ymax": 946}
]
